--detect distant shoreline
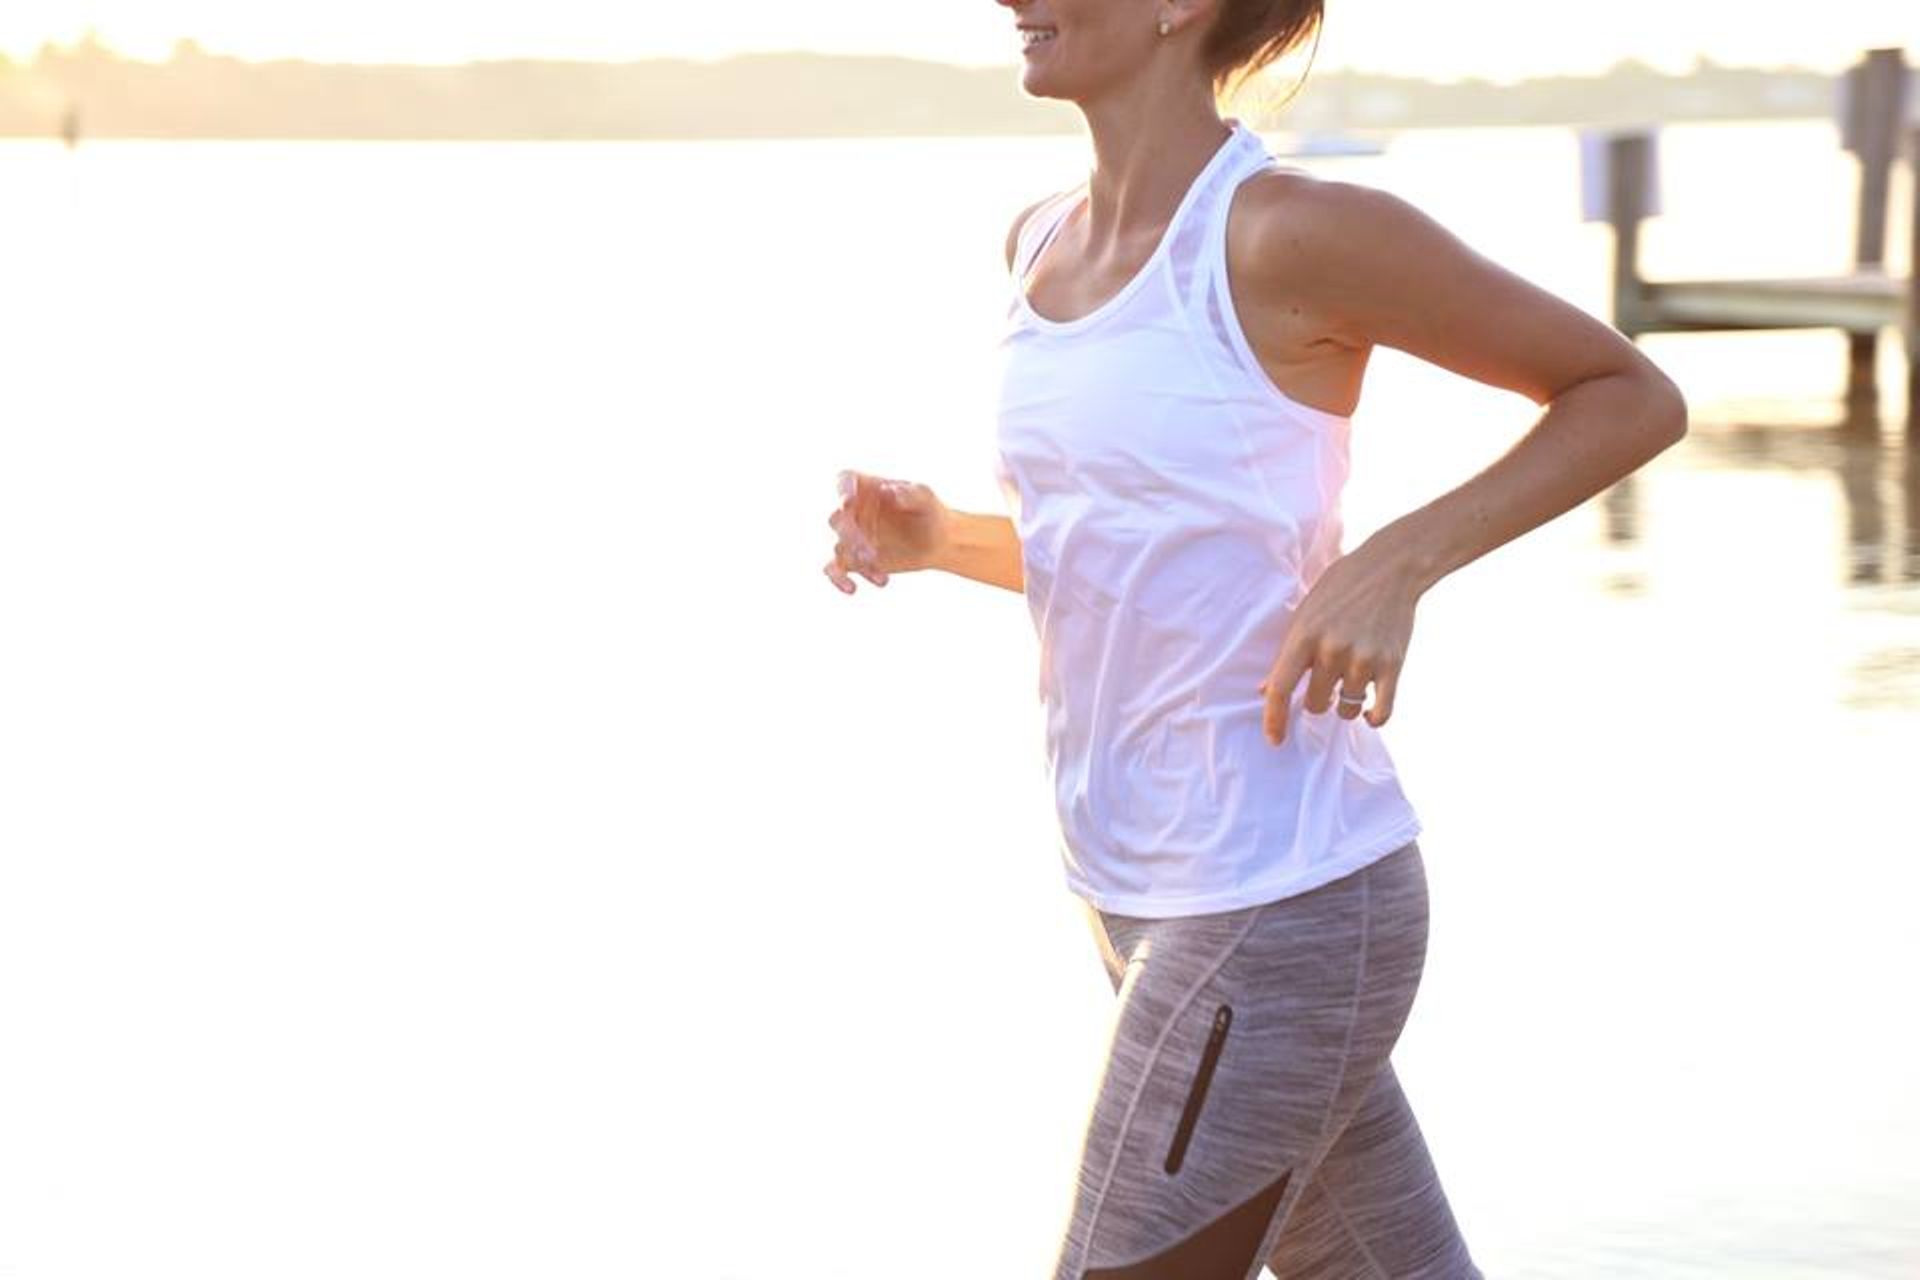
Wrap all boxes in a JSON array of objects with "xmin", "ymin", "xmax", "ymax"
[
  {"xmin": 0, "ymin": 41, "xmax": 1850, "ymax": 141},
  {"xmin": 0, "ymin": 116, "xmax": 1837, "ymax": 146}
]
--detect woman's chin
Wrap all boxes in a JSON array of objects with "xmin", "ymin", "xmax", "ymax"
[{"xmin": 1018, "ymin": 68, "xmax": 1071, "ymax": 100}]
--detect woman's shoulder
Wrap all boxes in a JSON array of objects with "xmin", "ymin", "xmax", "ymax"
[
  {"xmin": 1224, "ymin": 168, "xmax": 1451, "ymax": 342},
  {"xmin": 1227, "ymin": 165, "xmax": 1408, "ymax": 253}
]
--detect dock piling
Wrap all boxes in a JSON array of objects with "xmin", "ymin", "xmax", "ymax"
[
  {"xmin": 1841, "ymin": 49, "xmax": 1911, "ymax": 417},
  {"xmin": 1603, "ymin": 130, "xmax": 1658, "ymax": 338},
  {"xmin": 1910, "ymin": 125, "xmax": 1920, "ymax": 430}
]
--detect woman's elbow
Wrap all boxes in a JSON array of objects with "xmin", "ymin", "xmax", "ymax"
[{"xmin": 1639, "ymin": 363, "xmax": 1690, "ymax": 441}]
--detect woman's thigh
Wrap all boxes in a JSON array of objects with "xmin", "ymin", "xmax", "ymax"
[
  {"xmin": 1053, "ymin": 841, "xmax": 1437, "ymax": 1280},
  {"xmin": 1263, "ymin": 1060, "xmax": 1483, "ymax": 1278}
]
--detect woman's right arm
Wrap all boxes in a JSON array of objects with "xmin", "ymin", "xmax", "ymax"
[
  {"xmin": 824, "ymin": 476, "xmax": 1024, "ymax": 597},
  {"xmin": 930, "ymin": 511, "xmax": 1024, "ymax": 594}
]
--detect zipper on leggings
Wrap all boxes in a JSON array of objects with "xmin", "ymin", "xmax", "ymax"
[{"xmin": 1164, "ymin": 1003, "xmax": 1232, "ymax": 1175}]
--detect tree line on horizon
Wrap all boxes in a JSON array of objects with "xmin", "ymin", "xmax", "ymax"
[{"xmin": 0, "ymin": 34, "xmax": 1847, "ymax": 140}]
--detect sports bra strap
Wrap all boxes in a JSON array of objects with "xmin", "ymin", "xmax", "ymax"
[{"xmin": 1012, "ymin": 187, "xmax": 1084, "ymax": 283}]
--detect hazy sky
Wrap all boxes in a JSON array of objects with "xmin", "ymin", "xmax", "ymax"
[{"xmin": 1, "ymin": 1, "xmax": 1911, "ymax": 82}]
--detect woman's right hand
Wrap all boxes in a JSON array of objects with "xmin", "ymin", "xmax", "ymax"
[{"xmin": 822, "ymin": 469, "xmax": 953, "ymax": 594}]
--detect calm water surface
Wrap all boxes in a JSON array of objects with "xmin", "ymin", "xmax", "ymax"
[{"xmin": 0, "ymin": 121, "xmax": 1915, "ymax": 1278}]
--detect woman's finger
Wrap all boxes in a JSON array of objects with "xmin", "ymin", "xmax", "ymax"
[
  {"xmin": 1335, "ymin": 656, "xmax": 1372, "ymax": 720},
  {"xmin": 828, "ymin": 538, "xmax": 888, "ymax": 590},
  {"xmin": 828, "ymin": 489, "xmax": 891, "ymax": 579},
  {"xmin": 827, "ymin": 506, "xmax": 871, "ymax": 557},
  {"xmin": 828, "ymin": 471, "xmax": 888, "ymax": 590},
  {"xmin": 858, "ymin": 556, "xmax": 889, "ymax": 586},
  {"xmin": 833, "ymin": 533, "xmax": 889, "ymax": 588},
  {"xmin": 1258, "ymin": 643, "xmax": 1312, "ymax": 747},
  {"xmin": 879, "ymin": 478, "xmax": 921, "ymax": 512},
  {"xmin": 833, "ymin": 471, "xmax": 870, "ymax": 537},
  {"xmin": 852, "ymin": 473, "xmax": 881, "ymax": 548},
  {"xmin": 1366, "ymin": 663, "xmax": 1399, "ymax": 728},
  {"xmin": 1302, "ymin": 657, "xmax": 1343, "ymax": 716}
]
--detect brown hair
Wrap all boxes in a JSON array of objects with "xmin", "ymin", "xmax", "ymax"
[{"xmin": 1202, "ymin": 0, "xmax": 1325, "ymax": 115}]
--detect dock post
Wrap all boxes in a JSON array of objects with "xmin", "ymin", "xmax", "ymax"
[
  {"xmin": 1603, "ymin": 129, "xmax": 1657, "ymax": 339},
  {"xmin": 1908, "ymin": 124, "xmax": 1920, "ymax": 438},
  {"xmin": 1839, "ymin": 47, "xmax": 1910, "ymax": 423}
]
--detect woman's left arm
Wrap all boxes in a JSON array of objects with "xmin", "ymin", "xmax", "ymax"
[{"xmin": 1242, "ymin": 177, "xmax": 1689, "ymax": 745}]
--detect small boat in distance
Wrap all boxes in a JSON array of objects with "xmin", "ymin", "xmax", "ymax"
[
  {"xmin": 1272, "ymin": 130, "xmax": 1389, "ymax": 158},
  {"xmin": 60, "ymin": 103, "xmax": 82, "ymax": 149}
]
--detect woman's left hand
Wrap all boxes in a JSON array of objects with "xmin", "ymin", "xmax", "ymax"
[{"xmin": 1257, "ymin": 541, "xmax": 1422, "ymax": 746}]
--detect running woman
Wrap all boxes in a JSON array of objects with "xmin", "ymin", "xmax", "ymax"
[{"xmin": 823, "ymin": 2, "xmax": 1688, "ymax": 1275}]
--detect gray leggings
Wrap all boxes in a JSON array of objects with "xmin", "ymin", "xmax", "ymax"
[{"xmin": 1054, "ymin": 840, "xmax": 1484, "ymax": 1279}]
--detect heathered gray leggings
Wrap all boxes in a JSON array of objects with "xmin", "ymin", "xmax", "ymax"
[{"xmin": 1054, "ymin": 839, "xmax": 1484, "ymax": 1279}]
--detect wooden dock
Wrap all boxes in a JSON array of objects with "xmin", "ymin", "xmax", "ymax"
[{"xmin": 1590, "ymin": 47, "xmax": 1919, "ymax": 435}]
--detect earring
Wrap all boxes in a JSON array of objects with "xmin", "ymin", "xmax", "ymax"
[{"xmin": 1157, "ymin": 17, "xmax": 1172, "ymax": 34}]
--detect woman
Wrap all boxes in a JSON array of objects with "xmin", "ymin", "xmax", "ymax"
[{"xmin": 823, "ymin": 2, "xmax": 1687, "ymax": 1276}]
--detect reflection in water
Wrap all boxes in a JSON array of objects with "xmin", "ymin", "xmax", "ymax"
[
  {"xmin": 1848, "ymin": 646, "xmax": 1920, "ymax": 712},
  {"xmin": 1666, "ymin": 415, "xmax": 1920, "ymax": 709},
  {"xmin": 1596, "ymin": 472, "xmax": 1644, "ymax": 597},
  {"xmin": 1590, "ymin": 412, "xmax": 1919, "ymax": 595},
  {"xmin": 1663, "ymin": 417, "xmax": 1919, "ymax": 587}
]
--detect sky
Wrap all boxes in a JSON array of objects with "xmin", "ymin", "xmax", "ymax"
[{"xmin": 0, "ymin": 1, "xmax": 1912, "ymax": 83}]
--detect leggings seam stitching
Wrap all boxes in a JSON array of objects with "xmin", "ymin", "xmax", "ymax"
[
  {"xmin": 1329, "ymin": 866, "xmax": 1372, "ymax": 1141},
  {"xmin": 1078, "ymin": 900, "xmax": 1271, "ymax": 1272},
  {"xmin": 1298, "ymin": 871, "xmax": 1375, "ymax": 1228},
  {"xmin": 1242, "ymin": 869, "xmax": 1376, "ymax": 1280},
  {"xmin": 1321, "ymin": 1179, "xmax": 1392, "ymax": 1280}
]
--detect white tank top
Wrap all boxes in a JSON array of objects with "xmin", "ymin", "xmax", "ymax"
[{"xmin": 990, "ymin": 117, "xmax": 1423, "ymax": 918}]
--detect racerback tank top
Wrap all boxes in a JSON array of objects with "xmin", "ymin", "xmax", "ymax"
[{"xmin": 990, "ymin": 117, "xmax": 1423, "ymax": 918}]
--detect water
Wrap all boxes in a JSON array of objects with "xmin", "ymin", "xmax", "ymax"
[{"xmin": 0, "ymin": 121, "xmax": 1915, "ymax": 1278}]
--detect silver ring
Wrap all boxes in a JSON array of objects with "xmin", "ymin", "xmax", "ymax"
[{"xmin": 1337, "ymin": 690, "xmax": 1367, "ymax": 706}]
